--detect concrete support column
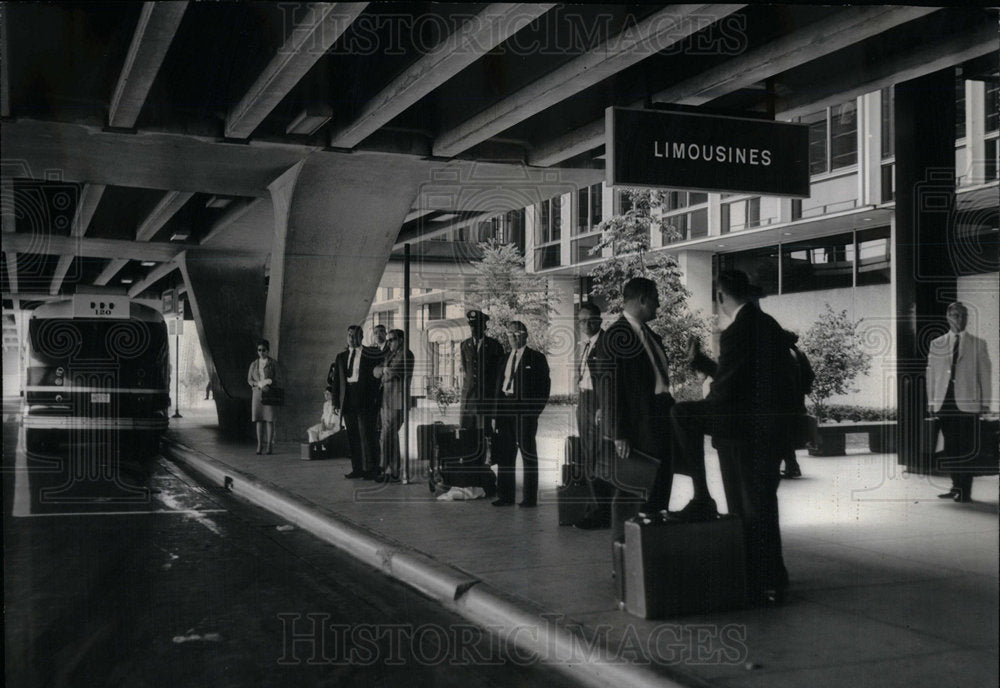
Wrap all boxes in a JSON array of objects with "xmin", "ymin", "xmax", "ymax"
[
  {"xmin": 860, "ymin": 90, "xmax": 883, "ymax": 206},
  {"xmin": 264, "ymin": 153, "xmax": 425, "ymax": 440},
  {"xmin": 179, "ymin": 250, "xmax": 269, "ymax": 437},
  {"xmin": 676, "ymin": 250, "xmax": 714, "ymax": 321},
  {"xmin": 893, "ymin": 69, "xmax": 957, "ymax": 473},
  {"xmin": 964, "ymin": 80, "xmax": 986, "ymax": 185}
]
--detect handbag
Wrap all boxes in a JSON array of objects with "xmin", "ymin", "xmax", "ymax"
[{"xmin": 261, "ymin": 386, "xmax": 284, "ymax": 406}]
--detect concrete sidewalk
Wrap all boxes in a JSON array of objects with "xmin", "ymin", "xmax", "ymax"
[{"xmin": 161, "ymin": 408, "xmax": 998, "ymax": 688}]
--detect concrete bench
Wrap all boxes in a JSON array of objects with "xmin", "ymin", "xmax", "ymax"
[{"xmin": 808, "ymin": 421, "xmax": 896, "ymax": 456}]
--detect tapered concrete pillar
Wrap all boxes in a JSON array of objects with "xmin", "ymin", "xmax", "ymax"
[
  {"xmin": 894, "ymin": 70, "xmax": 957, "ymax": 473},
  {"xmin": 264, "ymin": 153, "xmax": 426, "ymax": 440},
  {"xmin": 179, "ymin": 250, "xmax": 269, "ymax": 437}
]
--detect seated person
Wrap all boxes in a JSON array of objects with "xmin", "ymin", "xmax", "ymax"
[{"xmin": 307, "ymin": 387, "xmax": 340, "ymax": 443}]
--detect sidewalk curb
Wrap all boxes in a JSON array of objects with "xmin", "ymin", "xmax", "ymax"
[{"xmin": 161, "ymin": 436, "xmax": 687, "ymax": 688}]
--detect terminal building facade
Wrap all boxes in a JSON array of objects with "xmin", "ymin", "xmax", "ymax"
[{"xmin": 366, "ymin": 79, "xmax": 999, "ymax": 415}]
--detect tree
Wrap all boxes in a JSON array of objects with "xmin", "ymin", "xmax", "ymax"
[
  {"xmin": 800, "ymin": 304, "xmax": 872, "ymax": 422},
  {"xmin": 466, "ymin": 239, "xmax": 555, "ymax": 352},
  {"xmin": 587, "ymin": 189, "xmax": 710, "ymax": 392}
]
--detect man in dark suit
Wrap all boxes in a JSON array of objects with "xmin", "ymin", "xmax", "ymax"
[
  {"xmin": 372, "ymin": 324, "xmax": 390, "ymax": 355},
  {"xmin": 491, "ymin": 320, "xmax": 550, "ymax": 507},
  {"xmin": 328, "ymin": 325, "xmax": 381, "ymax": 480},
  {"xmin": 592, "ymin": 277, "xmax": 677, "ymax": 541},
  {"xmin": 574, "ymin": 302, "xmax": 613, "ymax": 530},
  {"xmin": 374, "ymin": 329, "xmax": 414, "ymax": 483},
  {"xmin": 672, "ymin": 270, "xmax": 799, "ymax": 605},
  {"xmin": 459, "ymin": 309, "xmax": 505, "ymax": 458}
]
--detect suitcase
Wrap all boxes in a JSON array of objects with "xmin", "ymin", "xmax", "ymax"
[
  {"xmin": 624, "ymin": 515, "xmax": 746, "ymax": 618},
  {"xmin": 612, "ymin": 541, "xmax": 626, "ymax": 610},
  {"xmin": 557, "ymin": 482, "xmax": 591, "ymax": 525},
  {"xmin": 418, "ymin": 423, "xmax": 452, "ymax": 463},
  {"xmin": 300, "ymin": 431, "xmax": 349, "ymax": 460}
]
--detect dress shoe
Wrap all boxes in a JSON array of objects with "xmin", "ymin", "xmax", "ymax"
[
  {"xmin": 668, "ymin": 497, "xmax": 719, "ymax": 522},
  {"xmin": 362, "ymin": 470, "xmax": 382, "ymax": 480},
  {"xmin": 937, "ymin": 489, "xmax": 959, "ymax": 499},
  {"xmin": 574, "ymin": 513, "xmax": 611, "ymax": 530},
  {"xmin": 780, "ymin": 468, "xmax": 802, "ymax": 479},
  {"xmin": 344, "ymin": 471, "xmax": 364, "ymax": 479},
  {"xmin": 518, "ymin": 500, "xmax": 537, "ymax": 508},
  {"xmin": 374, "ymin": 473, "xmax": 390, "ymax": 483},
  {"xmin": 491, "ymin": 499, "xmax": 514, "ymax": 507}
]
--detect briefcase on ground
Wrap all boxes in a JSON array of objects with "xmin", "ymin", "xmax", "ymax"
[
  {"xmin": 561, "ymin": 435, "xmax": 586, "ymax": 485},
  {"xmin": 624, "ymin": 514, "xmax": 746, "ymax": 619},
  {"xmin": 557, "ymin": 482, "xmax": 591, "ymax": 525},
  {"xmin": 300, "ymin": 431, "xmax": 348, "ymax": 460},
  {"xmin": 602, "ymin": 447, "xmax": 660, "ymax": 499}
]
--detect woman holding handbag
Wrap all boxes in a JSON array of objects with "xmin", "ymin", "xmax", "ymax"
[{"xmin": 247, "ymin": 338, "xmax": 280, "ymax": 454}]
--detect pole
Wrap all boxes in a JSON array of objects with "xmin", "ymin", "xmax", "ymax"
[
  {"xmin": 172, "ymin": 318, "xmax": 182, "ymax": 418},
  {"xmin": 402, "ymin": 243, "xmax": 411, "ymax": 483}
]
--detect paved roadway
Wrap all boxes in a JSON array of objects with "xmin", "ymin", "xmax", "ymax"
[{"xmin": 3, "ymin": 408, "xmax": 579, "ymax": 688}]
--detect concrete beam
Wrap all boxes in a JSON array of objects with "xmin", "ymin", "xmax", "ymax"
[
  {"xmin": 2, "ymin": 232, "xmax": 185, "ymax": 262},
  {"xmin": 225, "ymin": 2, "xmax": 368, "ymax": 139},
  {"xmin": 71, "ymin": 183, "xmax": 106, "ymax": 237},
  {"xmin": 128, "ymin": 259, "xmax": 178, "ymax": 297},
  {"xmin": 95, "ymin": 258, "xmax": 130, "ymax": 286},
  {"xmin": 199, "ymin": 198, "xmax": 261, "ymax": 246},
  {"xmin": 433, "ymin": 4, "xmax": 744, "ymax": 157},
  {"xmin": 330, "ymin": 4, "xmax": 552, "ymax": 149},
  {"xmin": 1, "ymin": 119, "xmax": 314, "ymax": 196},
  {"xmin": 655, "ymin": 6, "xmax": 937, "ymax": 106},
  {"xmin": 108, "ymin": 1, "xmax": 189, "ymax": 128},
  {"xmin": 777, "ymin": 22, "xmax": 998, "ymax": 119},
  {"xmin": 48, "ymin": 255, "xmax": 74, "ymax": 295},
  {"xmin": 530, "ymin": 5, "xmax": 938, "ymax": 167},
  {"xmin": 136, "ymin": 190, "xmax": 194, "ymax": 241}
]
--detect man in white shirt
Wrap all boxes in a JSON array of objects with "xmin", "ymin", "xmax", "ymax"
[
  {"xmin": 328, "ymin": 325, "xmax": 380, "ymax": 480},
  {"xmin": 926, "ymin": 302, "xmax": 993, "ymax": 502}
]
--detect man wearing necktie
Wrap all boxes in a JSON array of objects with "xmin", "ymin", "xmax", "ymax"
[
  {"xmin": 490, "ymin": 320, "xmax": 550, "ymax": 507},
  {"xmin": 592, "ymin": 277, "xmax": 677, "ymax": 541},
  {"xmin": 328, "ymin": 325, "xmax": 380, "ymax": 480},
  {"xmin": 573, "ymin": 302, "xmax": 614, "ymax": 529},
  {"xmin": 926, "ymin": 302, "xmax": 992, "ymax": 503}
]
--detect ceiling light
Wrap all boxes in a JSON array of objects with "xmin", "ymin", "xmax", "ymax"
[
  {"xmin": 120, "ymin": 278, "xmax": 133, "ymax": 284},
  {"xmin": 862, "ymin": 217, "xmax": 872, "ymax": 222},
  {"xmin": 141, "ymin": 261, "xmax": 156, "ymax": 267},
  {"xmin": 716, "ymin": 243, "xmax": 726, "ymax": 248},
  {"xmin": 205, "ymin": 196, "xmax": 232, "ymax": 209},
  {"xmin": 286, "ymin": 104, "xmax": 333, "ymax": 136},
  {"xmin": 170, "ymin": 231, "xmax": 190, "ymax": 241},
  {"xmin": 782, "ymin": 232, "xmax": 793, "ymax": 236}
]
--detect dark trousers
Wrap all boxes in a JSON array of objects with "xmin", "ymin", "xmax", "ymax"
[
  {"xmin": 380, "ymin": 408, "xmax": 403, "ymax": 477},
  {"xmin": 937, "ymin": 393, "xmax": 978, "ymax": 499},
  {"xmin": 673, "ymin": 401, "xmax": 787, "ymax": 597},
  {"xmin": 578, "ymin": 390, "xmax": 614, "ymax": 521},
  {"xmin": 494, "ymin": 413, "xmax": 539, "ymax": 504},
  {"xmin": 344, "ymin": 408, "xmax": 378, "ymax": 474}
]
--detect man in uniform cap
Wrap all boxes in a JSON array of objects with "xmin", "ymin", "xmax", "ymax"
[{"xmin": 460, "ymin": 310, "xmax": 505, "ymax": 460}]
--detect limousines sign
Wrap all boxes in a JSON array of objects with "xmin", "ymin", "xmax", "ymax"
[{"xmin": 606, "ymin": 107, "xmax": 810, "ymax": 197}]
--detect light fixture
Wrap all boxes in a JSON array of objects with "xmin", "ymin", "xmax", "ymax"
[
  {"xmin": 205, "ymin": 196, "xmax": 232, "ymax": 209},
  {"xmin": 716, "ymin": 243, "xmax": 726, "ymax": 248},
  {"xmin": 285, "ymin": 104, "xmax": 333, "ymax": 136},
  {"xmin": 170, "ymin": 231, "xmax": 191, "ymax": 241},
  {"xmin": 120, "ymin": 278, "xmax": 133, "ymax": 284},
  {"xmin": 783, "ymin": 232, "xmax": 793, "ymax": 236},
  {"xmin": 141, "ymin": 261, "xmax": 156, "ymax": 267},
  {"xmin": 862, "ymin": 217, "xmax": 872, "ymax": 222}
]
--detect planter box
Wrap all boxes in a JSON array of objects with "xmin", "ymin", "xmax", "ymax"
[{"xmin": 809, "ymin": 421, "xmax": 897, "ymax": 457}]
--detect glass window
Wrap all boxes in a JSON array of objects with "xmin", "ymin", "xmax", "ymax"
[
  {"xmin": 572, "ymin": 234, "xmax": 602, "ymax": 263},
  {"xmin": 618, "ymin": 190, "xmax": 633, "ymax": 214},
  {"xmin": 856, "ymin": 226, "xmax": 891, "ymax": 286},
  {"xmin": 881, "ymin": 87, "xmax": 895, "ymax": 159},
  {"xmin": 688, "ymin": 208, "xmax": 708, "ymax": 238},
  {"xmin": 723, "ymin": 198, "xmax": 759, "ymax": 232},
  {"xmin": 782, "ymin": 232, "xmax": 855, "ymax": 293},
  {"xmin": 574, "ymin": 184, "xmax": 603, "ymax": 235},
  {"xmin": 689, "ymin": 192, "xmax": 708, "ymax": 205},
  {"xmin": 535, "ymin": 244, "xmax": 560, "ymax": 270},
  {"xmin": 590, "ymin": 184, "xmax": 602, "ymax": 226},
  {"xmin": 830, "ymin": 100, "xmax": 857, "ymax": 170},
  {"xmin": 801, "ymin": 110, "xmax": 828, "ymax": 175},
  {"xmin": 956, "ymin": 78, "xmax": 966, "ymax": 139},
  {"xmin": 536, "ymin": 196, "xmax": 562, "ymax": 244},
  {"xmin": 716, "ymin": 247, "xmax": 779, "ymax": 296},
  {"xmin": 881, "ymin": 163, "xmax": 894, "ymax": 201},
  {"xmin": 986, "ymin": 81, "xmax": 999, "ymax": 133}
]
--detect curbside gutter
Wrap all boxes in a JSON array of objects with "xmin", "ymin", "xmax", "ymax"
[{"xmin": 161, "ymin": 436, "xmax": 687, "ymax": 688}]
